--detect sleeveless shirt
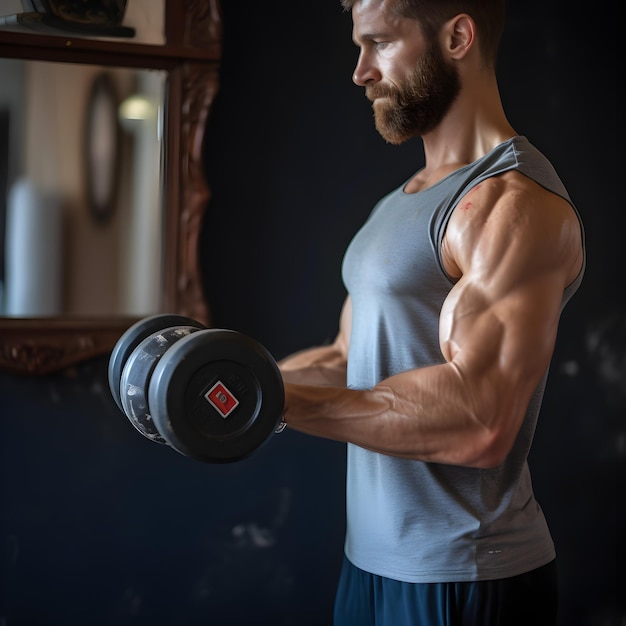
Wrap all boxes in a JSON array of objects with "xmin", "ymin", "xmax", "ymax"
[{"xmin": 340, "ymin": 136, "xmax": 585, "ymax": 583}]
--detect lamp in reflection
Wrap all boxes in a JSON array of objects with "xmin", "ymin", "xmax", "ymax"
[{"xmin": 118, "ymin": 94, "xmax": 156, "ymax": 123}]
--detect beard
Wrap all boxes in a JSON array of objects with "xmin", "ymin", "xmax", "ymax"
[{"xmin": 366, "ymin": 42, "xmax": 461, "ymax": 144}]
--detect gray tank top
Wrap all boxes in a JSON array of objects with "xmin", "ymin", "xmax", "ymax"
[{"xmin": 341, "ymin": 136, "xmax": 585, "ymax": 583}]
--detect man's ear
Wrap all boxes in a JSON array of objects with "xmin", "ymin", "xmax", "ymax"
[{"xmin": 443, "ymin": 14, "xmax": 476, "ymax": 60}]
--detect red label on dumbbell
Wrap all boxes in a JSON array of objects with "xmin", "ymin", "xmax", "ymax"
[{"xmin": 205, "ymin": 381, "xmax": 239, "ymax": 418}]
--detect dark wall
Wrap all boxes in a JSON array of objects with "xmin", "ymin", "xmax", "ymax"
[{"xmin": 0, "ymin": 2, "xmax": 621, "ymax": 625}]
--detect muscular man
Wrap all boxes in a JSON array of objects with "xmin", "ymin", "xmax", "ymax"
[{"xmin": 279, "ymin": 0, "xmax": 585, "ymax": 624}]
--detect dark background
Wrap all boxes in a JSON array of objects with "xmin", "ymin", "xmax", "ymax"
[{"xmin": 0, "ymin": 1, "xmax": 621, "ymax": 625}]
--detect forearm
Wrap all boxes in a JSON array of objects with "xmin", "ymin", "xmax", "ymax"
[{"xmin": 282, "ymin": 362, "xmax": 521, "ymax": 469}]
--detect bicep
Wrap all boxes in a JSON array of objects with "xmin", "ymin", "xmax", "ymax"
[
  {"xmin": 440, "ymin": 270, "xmax": 563, "ymax": 427},
  {"xmin": 439, "ymin": 185, "xmax": 580, "ymax": 440}
]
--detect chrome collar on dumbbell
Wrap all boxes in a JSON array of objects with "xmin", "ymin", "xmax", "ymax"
[{"xmin": 108, "ymin": 314, "xmax": 285, "ymax": 463}]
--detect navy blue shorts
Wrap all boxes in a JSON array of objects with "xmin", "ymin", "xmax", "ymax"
[{"xmin": 333, "ymin": 556, "xmax": 558, "ymax": 626}]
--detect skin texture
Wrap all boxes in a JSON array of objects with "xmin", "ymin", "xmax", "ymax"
[{"xmin": 279, "ymin": 0, "xmax": 584, "ymax": 469}]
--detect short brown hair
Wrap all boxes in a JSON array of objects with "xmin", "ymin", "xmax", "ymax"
[{"xmin": 340, "ymin": 0, "xmax": 505, "ymax": 67}]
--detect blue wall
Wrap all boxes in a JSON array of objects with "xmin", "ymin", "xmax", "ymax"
[{"xmin": 1, "ymin": 1, "xmax": 621, "ymax": 625}]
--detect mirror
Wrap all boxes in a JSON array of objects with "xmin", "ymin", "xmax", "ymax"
[
  {"xmin": 0, "ymin": 0, "xmax": 222, "ymax": 374},
  {"xmin": 1, "ymin": 59, "xmax": 165, "ymax": 318}
]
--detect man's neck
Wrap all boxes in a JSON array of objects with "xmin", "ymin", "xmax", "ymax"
[{"xmin": 405, "ymin": 77, "xmax": 515, "ymax": 194}]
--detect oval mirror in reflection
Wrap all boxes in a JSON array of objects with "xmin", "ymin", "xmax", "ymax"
[{"xmin": 0, "ymin": 58, "xmax": 165, "ymax": 318}]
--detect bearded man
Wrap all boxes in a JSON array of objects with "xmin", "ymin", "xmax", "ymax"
[{"xmin": 278, "ymin": 1, "xmax": 585, "ymax": 624}]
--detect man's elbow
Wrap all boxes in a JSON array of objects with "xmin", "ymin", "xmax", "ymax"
[{"xmin": 466, "ymin": 426, "xmax": 517, "ymax": 469}]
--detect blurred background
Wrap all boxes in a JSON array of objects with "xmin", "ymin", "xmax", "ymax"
[{"xmin": 0, "ymin": 1, "xmax": 621, "ymax": 625}]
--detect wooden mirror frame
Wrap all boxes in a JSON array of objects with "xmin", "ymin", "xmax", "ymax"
[{"xmin": 0, "ymin": 0, "xmax": 221, "ymax": 375}]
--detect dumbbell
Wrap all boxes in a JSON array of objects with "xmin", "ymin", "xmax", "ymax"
[{"xmin": 108, "ymin": 314, "xmax": 285, "ymax": 463}]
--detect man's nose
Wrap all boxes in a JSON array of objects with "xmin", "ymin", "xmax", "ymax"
[{"xmin": 352, "ymin": 51, "xmax": 381, "ymax": 86}]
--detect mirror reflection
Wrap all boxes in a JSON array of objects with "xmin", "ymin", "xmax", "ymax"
[{"xmin": 0, "ymin": 58, "xmax": 166, "ymax": 318}]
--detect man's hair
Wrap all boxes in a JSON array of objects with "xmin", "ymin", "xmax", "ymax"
[{"xmin": 340, "ymin": 0, "xmax": 505, "ymax": 68}]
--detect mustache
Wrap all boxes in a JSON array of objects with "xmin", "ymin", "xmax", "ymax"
[
  {"xmin": 366, "ymin": 84, "xmax": 414, "ymax": 109},
  {"xmin": 365, "ymin": 84, "xmax": 398, "ymax": 102}
]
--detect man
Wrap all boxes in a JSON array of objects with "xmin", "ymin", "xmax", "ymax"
[{"xmin": 278, "ymin": 0, "xmax": 585, "ymax": 624}]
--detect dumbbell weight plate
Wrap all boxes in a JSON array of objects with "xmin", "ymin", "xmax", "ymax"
[
  {"xmin": 120, "ymin": 325, "xmax": 204, "ymax": 443},
  {"xmin": 108, "ymin": 313, "xmax": 206, "ymax": 413},
  {"xmin": 149, "ymin": 329, "xmax": 285, "ymax": 463}
]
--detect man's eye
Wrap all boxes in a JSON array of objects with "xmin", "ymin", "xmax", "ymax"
[{"xmin": 374, "ymin": 41, "xmax": 389, "ymax": 50}]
